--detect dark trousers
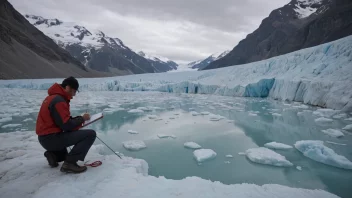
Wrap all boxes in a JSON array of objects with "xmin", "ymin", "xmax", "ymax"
[{"xmin": 38, "ymin": 129, "xmax": 96, "ymax": 163}]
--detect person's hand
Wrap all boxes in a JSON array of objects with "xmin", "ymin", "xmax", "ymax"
[{"xmin": 82, "ymin": 113, "xmax": 91, "ymax": 121}]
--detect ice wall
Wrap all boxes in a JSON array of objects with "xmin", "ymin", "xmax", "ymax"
[{"xmin": 1, "ymin": 36, "xmax": 351, "ymax": 111}]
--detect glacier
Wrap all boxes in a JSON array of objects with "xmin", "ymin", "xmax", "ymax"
[{"xmin": 1, "ymin": 36, "xmax": 352, "ymax": 111}]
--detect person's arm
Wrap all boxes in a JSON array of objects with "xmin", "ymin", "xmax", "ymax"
[{"xmin": 49, "ymin": 96, "xmax": 84, "ymax": 132}]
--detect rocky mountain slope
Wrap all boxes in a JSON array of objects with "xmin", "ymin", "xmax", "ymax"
[
  {"xmin": 25, "ymin": 15, "xmax": 177, "ymax": 75},
  {"xmin": 0, "ymin": 0, "xmax": 105, "ymax": 79},
  {"xmin": 138, "ymin": 51, "xmax": 178, "ymax": 72},
  {"xmin": 205, "ymin": 0, "xmax": 352, "ymax": 70}
]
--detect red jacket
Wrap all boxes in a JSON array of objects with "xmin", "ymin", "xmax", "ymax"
[{"xmin": 36, "ymin": 83, "xmax": 84, "ymax": 136}]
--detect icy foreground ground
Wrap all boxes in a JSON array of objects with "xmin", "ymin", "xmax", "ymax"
[
  {"xmin": 0, "ymin": 132, "xmax": 338, "ymax": 198},
  {"xmin": 1, "ymin": 36, "xmax": 352, "ymax": 111}
]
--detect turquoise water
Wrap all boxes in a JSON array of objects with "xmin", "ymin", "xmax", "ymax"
[{"xmin": 1, "ymin": 89, "xmax": 352, "ymax": 198}]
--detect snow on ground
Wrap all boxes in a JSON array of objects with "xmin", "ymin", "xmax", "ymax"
[
  {"xmin": 294, "ymin": 140, "xmax": 352, "ymax": 170},
  {"xmin": 128, "ymin": 130, "xmax": 139, "ymax": 134},
  {"xmin": 315, "ymin": 117, "xmax": 333, "ymax": 124},
  {"xmin": 193, "ymin": 149, "xmax": 217, "ymax": 163},
  {"xmin": 157, "ymin": 134, "xmax": 176, "ymax": 139},
  {"xmin": 0, "ymin": 132, "xmax": 338, "ymax": 198},
  {"xmin": 321, "ymin": 129, "xmax": 344, "ymax": 138},
  {"xmin": 245, "ymin": 147, "xmax": 293, "ymax": 167},
  {"xmin": 122, "ymin": 140, "xmax": 147, "ymax": 151},
  {"xmin": 184, "ymin": 142, "xmax": 202, "ymax": 149},
  {"xmin": 264, "ymin": 142, "xmax": 293, "ymax": 150},
  {"xmin": 342, "ymin": 124, "xmax": 352, "ymax": 131},
  {"xmin": 2, "ymin": 36, "xmax": 352, "ymax": 111}
]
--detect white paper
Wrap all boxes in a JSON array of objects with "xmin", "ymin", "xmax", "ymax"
[{"xmin": 83, "ymin": 112, "xmax": 103, "ymax": 127}]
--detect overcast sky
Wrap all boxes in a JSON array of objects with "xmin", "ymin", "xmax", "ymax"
[{"xmin": 9, "ymin": 0, "xmax": 289, "ymax": 64}]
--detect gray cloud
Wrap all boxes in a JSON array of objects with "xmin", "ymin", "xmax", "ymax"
[{"xmin": 9, "ymin": 0, "xmax": 290, "ymax": 64}]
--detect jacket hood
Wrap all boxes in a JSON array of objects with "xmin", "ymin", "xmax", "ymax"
[{"xmin": 48, "ymin": 83, "xmax": 72, "ymax": 101}]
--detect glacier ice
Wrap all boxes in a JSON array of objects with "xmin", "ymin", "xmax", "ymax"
[
  {"xmin": 193, "ymin": 149, "xmax": 217, "ymax": 162},
  {"xmin": 184, "ymin": 142, "xmax": 202, "ymax": 149},
  {"xmin": 1, "ymin": 36, "xmax": 351, "ymax": 111},
  {"xmin": 294, "ymin": 140, "xmax": 352, "ymax": 170},
  {"xmin": 245, "ymin": 147, "xmax": 293, "ymax": 167},
  {"xmin": 264, "ymin": 142, "xmax": 293, "ymax": 150}
]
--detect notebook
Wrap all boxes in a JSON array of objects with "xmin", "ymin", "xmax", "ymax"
[{"xmin": 82, "ymin": 112, "xmax": 104, "ymax": 127}]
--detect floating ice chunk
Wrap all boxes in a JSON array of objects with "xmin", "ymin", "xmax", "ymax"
[
  {"xmin": 264, "ymin": 142, "xmax": 293, "ymax": 150},
  {"xmin": 0, "ymin": 117, "xmax": 12, "ymax": 123},
  {"xmin": 155, "ymin": 118, "xmax": 163, "ymax": 121},
  {"xmin": 248, "ymin": 113, "xmax": 257, "ymax": 116},
  {"xmin": 191, "ymin": 111, "xmax": 200, "ymax": 116},
  {"xmin": 294, "ymin": 140, "xmax": 352, "ymax": 170},
  {"xmin": 200, "ymin": 111, "xmax": 210, "ymax": 115},
  {"xmin": 123, "ymin": 140, "xmax": 147, "ymax": 151},
  {"xmin": 209, "ymin": 114, "xmax": 225, "ymax": 121},
  {"xmin": 184, "ymin": 142, "xmax": 202, "ymax": 149},
  {"xmin": 342, "ymin": 124, "xmax": 352, "ymax": 131},
  {"xmin": 137, "ymin": 107, "xmax": 150, "ymax": 111},
  {"xmin": 325, "ymin": 141, "xmax": 347, "ymax": 146},
  {"xmin": 321, "ymin": 129, "xmax": 344, "ymax": 138},
  {"xmin": 333, "ymin": 113, "xmax": 347, "ymax": 119},
  {"xmin": 296, "ymin": 166, "xmax": 302, "ymax": 171},
  {"xmin": 226, "ymin": 155, "xmax": 233, "ymax": 158},
  {"xmin": 169, "ymin": 117, "xmax": 175, "ymax": 119},
  {"xmin": 128, "ymin": 130, "xmax": 139, "ymax": 134},
  {"xmin": 313, "ymin": 109, "xmax": 339, "ymax": 117},
  {"xmin": 193, "ymin": 149, "xmax": 217, "ymax": 162},
  {"xmin": 224, "ymin": 161, "xmax": 231, "ymax": 164},
  {"xmin": 315, "ymin": 117, "xmax": 333, "ymax": 124},
  {"xmin": 297, "ymin": 112, "xmax": 303, "ymax": 116},
  {"xmin": 245, "ymin": 147, "xmax": 293, "ymax": 167},
  {"xmin": 189, "ymin": 108, "xmax": 195, "ymax": 111},
  {"xmin": 344, "ymin": 117, "xmax": 352, "ymax": 121},
  {"xmin": 1, "ymin": 124, "xmax": 22, "ymax": 128},
  {"xmin": 147, "ymin": 115, "xmax": 158, "ymax": 119},
  {"xmin": 238, "ymin": 152, "xmax": 246, "ymax": 155},
  {"xmin": 157, "ymin": 134, "xmax": 176, "ymax": 139},
  {"xmin": 271, "ymin": 113, "xmax": 282, "ymax": 117},
  {"xmin": 23, "ymin": 118, "xmax": 33, "ymax": 122},
  {"xmin": 128, "ymin": 109, "xmax": 144, "ymax": 113}
]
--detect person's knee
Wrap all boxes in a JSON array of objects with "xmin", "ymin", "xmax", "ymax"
[{"xmin": 86, "ymin": 129, "xmax": 96, "ymax": 139}]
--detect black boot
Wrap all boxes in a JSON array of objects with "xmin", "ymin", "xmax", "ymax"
[
  {"xmin": 60, "ymin": 161, "xmax": 87, "ymax": 173},
  {"xmin": 44, "ymin": 151, "xmax": 59, "ymax": 168}
]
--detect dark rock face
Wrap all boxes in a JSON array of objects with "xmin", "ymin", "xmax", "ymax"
[{"xmin": 205, "ymin": 0, "xmax": 352, "ymax": 70}]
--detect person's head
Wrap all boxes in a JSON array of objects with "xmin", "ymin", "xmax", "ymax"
[{"xmin": 61, "ymin": 76, "xmax": 79, "ymax": 97}]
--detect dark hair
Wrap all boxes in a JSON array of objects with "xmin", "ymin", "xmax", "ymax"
[{"xmin": 61, "ymin": 76, "xmax": 79, "ymax": 91}]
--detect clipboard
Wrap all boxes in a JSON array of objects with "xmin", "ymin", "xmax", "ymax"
[{"xmin": 82, "ymin": 112, "xmax": 104, "ymax": 127}]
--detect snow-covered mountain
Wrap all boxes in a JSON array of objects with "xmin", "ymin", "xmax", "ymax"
[
  {"xmin": 24, "ymin": 15, "xmax": 177, "ymax": 75},
  {"xmin": 138, "ymin": 51, "xmax": 178, "ymax": 72},
  {"xmin": 205, "ymin": 0, "xmax": 352, "ymax": 70},
  {"xmin": 187, "ymin": 50, "xmax": 230, "ymax": 70}
]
